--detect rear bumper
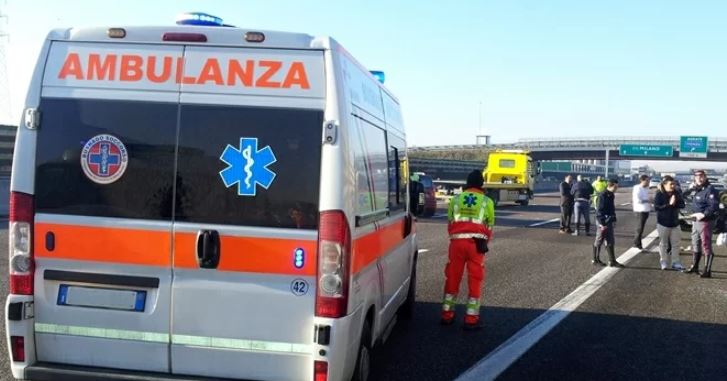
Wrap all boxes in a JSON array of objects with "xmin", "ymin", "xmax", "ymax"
[{"xmin": 25, "ymin": 362, "xmax": 244, "ymax": 381}]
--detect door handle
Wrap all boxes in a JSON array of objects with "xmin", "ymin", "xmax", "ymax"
[{"xmin": 196, "ymin": 230, "xmax": 221, "ymax": 269}]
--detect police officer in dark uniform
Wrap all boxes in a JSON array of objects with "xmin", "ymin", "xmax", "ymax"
[
  {"xmin": 593, "ymin": 178, "xmax": 624, "ymax": 267},
  {"xmin": 683, "ymin": 170, "xmax": 720, "ymax": 277}
]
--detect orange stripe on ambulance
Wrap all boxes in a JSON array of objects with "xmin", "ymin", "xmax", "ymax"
[{"xmin": 58, "ymin": 53, "xmax": 311, "ymax": 88}]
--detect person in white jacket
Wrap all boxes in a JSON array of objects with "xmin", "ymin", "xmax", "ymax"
[{"xmin": 632, "ymin": 174, "xmax": 652, "ymax": 250}]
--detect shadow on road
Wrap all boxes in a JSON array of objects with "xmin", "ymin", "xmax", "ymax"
[{"xmin": 371, "ymin": 302, "xmax": 727, "ymax": 381}]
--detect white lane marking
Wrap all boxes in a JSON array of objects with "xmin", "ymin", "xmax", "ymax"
[
  {"xmin": 432, "ymin": 214, "xmax": 448, "ymax": 219},
  {"xmin": 528, "ymin": 218, "xmax": 560, "ymax": 227},
  {"xmin": 418, "ymin": 249, "xmax": 430, "ymax": 254},
  {"xmin": 620, "ymin": 202, "xmax": 632, "ymax": 206},
  {"xmin": 456, "ymin": 229, "xmax": 659, "ymax": 381}
]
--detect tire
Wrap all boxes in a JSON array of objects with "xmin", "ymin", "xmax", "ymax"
[
  {"xmin": 518, "ymin": 199, "xmax": 529, "ymax": 206},
  {"xmin": 351, "ymin": 320, "xmax": 372, "ymax": 381},
  {"xmin": 400, "ymin": 258, "xmax": 417, "ymax": 320},
  {"xmin": 487, "ymin": 190, "xmax": 499, "ymax": 207}
]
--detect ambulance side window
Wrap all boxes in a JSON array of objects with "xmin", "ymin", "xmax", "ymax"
[
  {"xmin": 352, "ymin": 116, "xmax": 389, "ymax": 222},
  {"xmin": 387, "ymin": 134, "xmax": 407, "ymax": 213}
]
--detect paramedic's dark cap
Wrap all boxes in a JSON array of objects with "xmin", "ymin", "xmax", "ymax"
[
  {"xmin": 466, "ymin": 170, "xmax": 485, "ymax": 188},
  {"xmin": 607, "ymin": 177, "xmax": 619, "ymax": 186},
  {"xmin": 693, "ymin": 169, "xmax": 706, "ymax": 176}
]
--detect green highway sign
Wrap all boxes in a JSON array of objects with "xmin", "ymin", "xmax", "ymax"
[
  {"xmin": 619, "ymin": 144, "xmax": 674, "ymax": 157},
  {"xmin": 680, "ymin": 136, "xmax": 708, "ymax": 158}
]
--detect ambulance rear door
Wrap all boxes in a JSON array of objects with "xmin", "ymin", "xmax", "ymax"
[
  {"xmin": 170, "ymin": 46, "xmax": 326, "ymax": 380},
  {"xmin": 32, "ymin": 41, "xmax": 182, "ymax": 372}
]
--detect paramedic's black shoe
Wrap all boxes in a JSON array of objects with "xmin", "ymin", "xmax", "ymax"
[
  {"xmin": 700, "ymin": 271, "xmax": 712, "ymax": 278},
  {"xmin": 592, "ymin": 259, "xmax": 606, "ymax": 266},
  {"xmin": 608, "ymin": 261, "xmax": 625, "ymax": 268}
]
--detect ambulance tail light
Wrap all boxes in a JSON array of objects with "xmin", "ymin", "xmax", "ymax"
[
  {"xmin": 9, "ymin": 192, "xmax": 34, "ymax": 295},
  {"xmin": 10, "ymin": 336, "xmax": 25, "ymax": 362},
  {"xmin": 314, "ymin": 361, "xmax": 328, "ymax": 381},
  {"xmin": 316, "ymin": 210, "xmax": 350, "ymax": 318}
]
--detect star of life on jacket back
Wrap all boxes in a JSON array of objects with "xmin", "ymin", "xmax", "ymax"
[{"xmin": 6, "ymin": 13, "xmax": 416, "ymax": 381}]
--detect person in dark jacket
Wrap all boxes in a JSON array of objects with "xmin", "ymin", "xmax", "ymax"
[
  {"xmin": 683, "ymin": 170, "xmax": 720, "ymax": 277},
  {"xmin": 653, "ymin": 176, "xmax": 686, "ymax": 270},
  {"xmin": 559, "ymin": 175, "xmax": 574, "ymax": 233},
  {"xmin": 593, "ymin": 178, "xmax": 624, "ymax": 267},
  {"xmin": 571, "ymin": 175, "xmax": 594, "ymax": 236}
]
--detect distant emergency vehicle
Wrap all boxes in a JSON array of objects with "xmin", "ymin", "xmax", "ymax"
[{"xmin": 6, "ymin": 13, "xmax": 416, "ymax": 381}]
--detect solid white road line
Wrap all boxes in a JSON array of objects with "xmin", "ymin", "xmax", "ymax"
[
  {"xmin": 528, "ymin": 218, "xmax": 560, "ymax": 227},
  {"xmin": 620, "ymin": 202, "xmax": 632, "ymax": 206},
  {"xmin": 456, "ymin": 229, "xmax": 659, "ymax": 381},
  {"xmin": 418, "ymin": 249, "xmax": 430, "ymax": 254}
]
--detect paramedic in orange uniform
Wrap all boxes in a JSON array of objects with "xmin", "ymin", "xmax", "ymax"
[{"xmin": 441, "ymin": 170, "xmax": 495, "ymax": 330}]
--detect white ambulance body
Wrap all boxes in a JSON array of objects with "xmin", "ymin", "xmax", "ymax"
[{"xmin": 6, "ymin": 16, "xmax": 416, "ymax": 381}]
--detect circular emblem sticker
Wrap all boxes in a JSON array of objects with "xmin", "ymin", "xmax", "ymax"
[
  {"xmin": 80, "ymin": 134, "xmax": 129, "ymax": 184},
  {"xmin": 290, "ymin": 278, "xmax": 309, "ymax": 296}
]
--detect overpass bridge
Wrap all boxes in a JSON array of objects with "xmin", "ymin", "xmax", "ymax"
[
  {"xmin": 409, "ymin": 136, "xmax": 727, "ymax": 181},
  {"xmin": 410, "ymin": 136, "xmax": 727, "ymax": 161}
]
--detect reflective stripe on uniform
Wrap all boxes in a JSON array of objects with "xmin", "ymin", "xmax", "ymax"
[
  {"xmin": 453, "ymin": 217, "xmax": 484, "ymax": 224},
  {"xmin": 35, "ymin": 323, "xmax": 311, "ymax": 354},
  {"xmin": 35, "ymin": 323, "xmax": 169, "ymax": 343},
  {"xmin": 442, "ymin": 293, "xmax": 456, "ymax": 311},
  {"xmin": 466, "ymin": 297, "xmax": 480, "ymax": 316},
  {"xmin": 450, "ymin": 233, "xmax": 487, "ymax": 240}
]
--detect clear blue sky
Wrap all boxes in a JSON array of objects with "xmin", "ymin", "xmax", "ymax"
[{"xmin": 3, "ymin": 0, "xmax": 727, "ymax": 149}]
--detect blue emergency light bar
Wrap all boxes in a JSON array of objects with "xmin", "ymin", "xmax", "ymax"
[
  {"xmin": 370, "ymin": 71, "xmax": 385, "ymax": 84},
  {"xmin": 176, "ymin": 12, "xmax": 224, "ymax": 26}
]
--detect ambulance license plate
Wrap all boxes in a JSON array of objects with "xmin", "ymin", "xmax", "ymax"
[{"xmin": 57, "ymin": 285, "xmax": 147, "ymax": 312}]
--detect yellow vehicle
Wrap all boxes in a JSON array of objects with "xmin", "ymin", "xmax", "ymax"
[{"xmin": 482, "ymin": 150, "xmax": 538, "ymax": 206}]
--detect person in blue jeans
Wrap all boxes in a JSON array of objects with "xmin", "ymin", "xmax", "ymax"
[{"xmin": 571, "ymin": 175, "xmax": 594, "ymax": 236}]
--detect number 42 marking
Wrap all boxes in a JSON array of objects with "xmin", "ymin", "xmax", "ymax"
[{"xmin": 290, "ymin": 279, "xmax": 309, "ymax": 296}]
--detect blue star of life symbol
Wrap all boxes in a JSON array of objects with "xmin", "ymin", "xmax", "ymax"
[
  {"xmin": 463, "ymin": 193, "xmax": 478, "ymax": 208},
  {"xmin": 219, "ymin": 137, "xmax": 277, "ymax": 196},
  {"xmin": 89, "ymin": 143, "xmax": 119, "ymax": 176}
]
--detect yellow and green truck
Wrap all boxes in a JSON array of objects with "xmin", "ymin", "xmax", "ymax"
[{"xmin": 482, "ymin": 150, "xmax": 538, "ymax": 206}]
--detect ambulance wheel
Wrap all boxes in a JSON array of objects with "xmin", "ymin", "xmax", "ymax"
[
  {"xmin": 352, "ymin": 321, "xmax": 372, "ymax": 381},
  {"xmin": 400, "ymin": 259, "xmax": 417, "ymax": 320},
  {"xmin": 517, "ymin": 199, "xmax": 529, "ymax": 206}
]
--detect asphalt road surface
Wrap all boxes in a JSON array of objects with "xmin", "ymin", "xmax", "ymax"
[{"xmin": 1, "ymin": 188, "xmax": 726, "ymax": 381}]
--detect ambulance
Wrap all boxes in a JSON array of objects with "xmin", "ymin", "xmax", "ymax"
[{"xmin": 5, "ymin": 13, "xmax": 417, "ymax": 381}]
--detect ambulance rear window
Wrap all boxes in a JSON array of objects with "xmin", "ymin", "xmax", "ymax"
[
  {"xmin": 35, "ymin": 98, "xmax": 177, "ymax": 220},
  {"xmin": 34, "ymin": 98, "xmax": 322, "ymax": 228},
  {"xmin": 174, "ymin": 104, "xmax": 322, "ymax": 229}
]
